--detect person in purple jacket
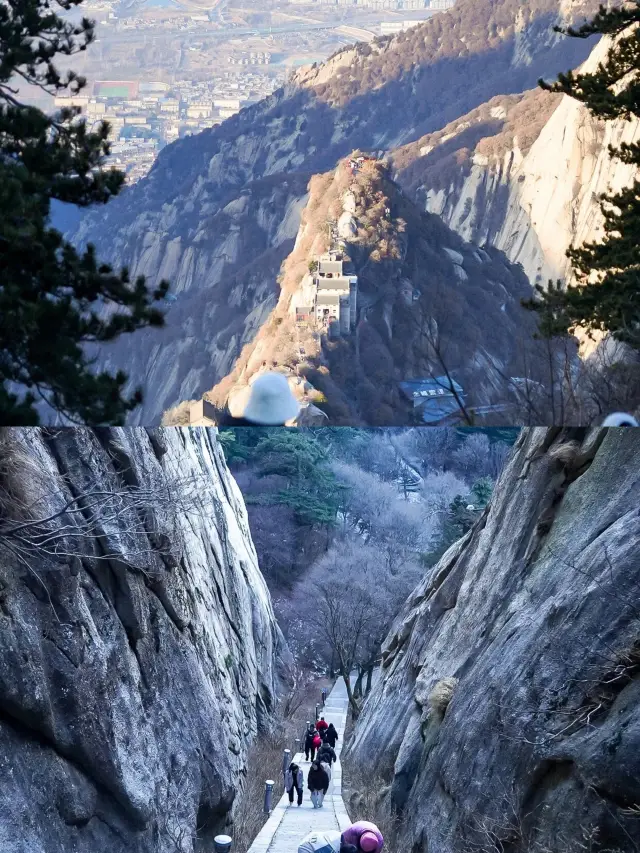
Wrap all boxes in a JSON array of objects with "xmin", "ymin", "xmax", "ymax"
[{"xmin": 341, "ymin": 822, "xmax": 384, "ymax": 853}]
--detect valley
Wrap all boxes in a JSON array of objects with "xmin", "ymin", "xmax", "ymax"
[{"xmin": 1, "ymin": 425, "xmax": 638, "ymax": 851}]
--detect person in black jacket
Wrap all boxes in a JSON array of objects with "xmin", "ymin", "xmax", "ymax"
[
  {"xmin": 324, "ymin": 723, "xmax": 339, "ymax": 748},
  {"xmin": 305, "ymin": 727, "xmax": 318, "ymax": 762},
  {"xmin": 307, "ymin": 760, "xmax": 330, "ymax": 808},
  {"xmin": 317, "ymin": 742, "xmax": 337, "ymax": 766}
]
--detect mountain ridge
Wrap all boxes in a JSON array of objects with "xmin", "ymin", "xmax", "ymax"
[{"xmin": 71, "ymin": 0, "xmax": 602, "ymax": 423}]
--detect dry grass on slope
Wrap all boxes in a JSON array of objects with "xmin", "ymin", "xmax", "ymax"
[
  {"xmin": 393, "ymin": 89, "xmax": 562, "ymax": 198},
  {"xmin": 342, "ymin": 713, "xmax": 408, "ymax": 853}
]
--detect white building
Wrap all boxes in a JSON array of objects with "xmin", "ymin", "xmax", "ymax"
[
  {"xmin": 214, "ymin": 97, "xmax": 243, "ymax": 110},
  {"xmin": 160, "ymin": 98, "xmax": 180, "ymax": 114},
  {"xmin": 54, "ymin": 95, "xmax": 89, "ymax": 110},
  {"xmin": 380, "ymin": 19, "xmax": 424, "ymax": 34},
  {"xmin": 187, "ymin": 103, "xmax": 212, "ymax": 119}
]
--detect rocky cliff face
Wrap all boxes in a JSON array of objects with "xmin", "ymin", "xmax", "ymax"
[
  {"xmin": 395, "ymin": 35, "xmax": 640, "ymax": 290},
  {"xmin": 347, "ymin": 427, "xmax": 640, "ymax": 853},
  {"xmin": 79, "ymin": 175, "xmax": 311, "ymax": 425},
  {"xmin": 0, "ymin": 427, "xmax": 289, "ymax": 853},
  {"xmin": 71, "ymin": 0, "xmax": 599, "ymax": 424}
]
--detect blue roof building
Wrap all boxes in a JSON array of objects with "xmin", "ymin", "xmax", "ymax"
[{"xmin": 399, "ymin": 377, "xmax": 465, "ymax": 425}]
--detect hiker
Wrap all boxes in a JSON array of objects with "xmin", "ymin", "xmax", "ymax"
[
  {"xmin": 342, "ymin": 822, "xmax": 384, "ymax": 853},
  {"xmin": 217, "ymin": 372, "xmax": 300, "ymax": 426},
  {"xmin": 316, "ymin": 716, "xmax": 329, "ymax": 734},
  {"xmin": 298, "ymin": 830, "xmax": 358, "ymax": 853},
  {"xmin": 307, "ymin": 759, "xmax": 330, "ymax": 809},
  {"xmin": 312, "ymin": 731, "xmax": 322, "ymax": 755},
  {"xmin": 285, "ymin": 761, "xmax": 304, "ymax": 807},
  {"xmin": 305, "ymin": 727, "xmax": 318, "ymax": 761},
  {"xmin": 324, "ymin": 722, "xmax": 339, "ymax": 748},
  {"xmin": 317, "ymin": 741, "xmax": 337, "ymax": 767}
]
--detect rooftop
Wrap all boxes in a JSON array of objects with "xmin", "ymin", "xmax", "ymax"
[
  {"xmin": 316, "ymin": 293, "xmax": 341, "ymax": 305},
  {"xmin": 399, "ymin": 376, "xmax": 464, "ymax": 400},
  {"xmin": 419, "ymin": 397, "xmax": 463, "ymax": 425},
  {"xmin": 317, "ymin": 276, "xmax": 351, "ymax": 292}
]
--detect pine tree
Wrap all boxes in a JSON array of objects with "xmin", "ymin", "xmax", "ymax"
[
  {"xmin": 524, "ymin": 3, "xmax": 640, "ymax": 349},
  {"xmin": 0, "ymin": 0, "xmax": 169, "ymax": 425}
]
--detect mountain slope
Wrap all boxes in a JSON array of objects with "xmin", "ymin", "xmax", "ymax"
[
  {"xmin": 165, "ymin": 157, "xmax": 542, "ymax": 425},
  {"xmin": 393, "ymin": 34, "xmax": 640, "ymax": 290},
  {"xmin": 0, "ymin": 427, "xmax": 289, "ymax": 851},
  {"xmin": 346, "ymin": 426, "xmax": 640, "ymax": 853},
  {"xmin": 72, "ymin": 0, "xmax": 600, "ymax": 424}
]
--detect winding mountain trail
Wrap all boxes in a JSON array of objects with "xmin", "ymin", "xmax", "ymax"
[{"xmin": 247, "ymin": 678, "xmax": 351, "ymax": 853}]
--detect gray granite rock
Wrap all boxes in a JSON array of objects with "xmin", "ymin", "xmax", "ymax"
[
  {"xmin": 0, "ymin": 427, "xmax": 291, "ymax": 852},
  {"xmin": 347, "ymin": 428, "xmax": 640, "ymax": 853}
]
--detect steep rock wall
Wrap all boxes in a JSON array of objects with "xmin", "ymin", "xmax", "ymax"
[
  {"xmin": 0, "ymin": 427, "xmax": 289, "ymax": 853},
  {"xmin": 347, "ymin": 427, "xmax": 640, "ymax": 853},
  {"xmin": 400, "ymin": 36, "xmax": 640, "ymax": 289},
  {"xmin": 188, "ymin": 158, "xmax": 540, "ymax": 426},
  {"xmin": 79, "ymin": 177, "xmax": 310, "ymax": 425}
]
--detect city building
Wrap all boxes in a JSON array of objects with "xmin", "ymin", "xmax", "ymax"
[
  {"xmin": 160, "ymin": 98, "xmax": 181, "ymax": 114},
  {"xmin": 54, "ymin": 95, "xmax": 90, "ymax": 110},
  {"xmin": 139, "ymin": 82, "xmax": 170, "ymax": 94},
  {"xmin": 380, "ymin": 19, "xmax": 424, "ymax": 34},
  {"xmin": 187, "ymin": 103, "xmax": 212, "ymax": 119},
  {"xmin": 87, "ymin": 100, "xmax": 106, "ymax": 117},
  {"xmin": 213, "ymin": 97, "xmax": 242, "ymax": 111}
]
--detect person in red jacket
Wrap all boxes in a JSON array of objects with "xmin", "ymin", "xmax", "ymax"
[
  {"xmin": 316, "ymin": 717, "xmax": 329, "ymax": 734},
  {"xmin": 312, "ymin": 732, "xmax": 322, "ymax": 754}
]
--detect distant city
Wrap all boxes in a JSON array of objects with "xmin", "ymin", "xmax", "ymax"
[{"xmin": 47, "ymin": 0, "xmax": 455, "ymax": 182}]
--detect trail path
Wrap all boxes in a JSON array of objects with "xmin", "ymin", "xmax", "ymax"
[{"xmin": 247, "ymin": 678, "xmax": 351, "ymax": 853}]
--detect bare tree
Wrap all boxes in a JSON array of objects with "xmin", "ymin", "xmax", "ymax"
[
  {"xmin": 0, "ymin": 429, "xmax": 211, "ymax": 603},
  {"xmin": 295, "ymin": 539, "xmax": 418, "ymax": 718},
  {"xmin": 413, "ymin": 313, "xmax": 474, "ymax": 424},
  {"xmin": 281, "ymin": 661, "xmax": 315, "ymax": 720}
]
